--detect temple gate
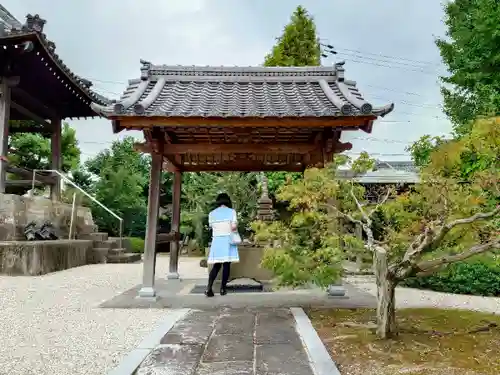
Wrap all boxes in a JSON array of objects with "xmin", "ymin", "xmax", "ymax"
[{"xmin": 91, "ymin": 61, "xmax": 394, "ymax": 298}]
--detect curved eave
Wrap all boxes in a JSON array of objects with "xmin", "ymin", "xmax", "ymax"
[
  {"xmin": 1, "ymin": 32, "xmax": 110, "ymax": 109},
  {"xmin": 321, "ymin": 79, "xmax": 395, "ymax": 119}
]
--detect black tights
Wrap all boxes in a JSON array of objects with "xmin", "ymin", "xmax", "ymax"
[{"xmin": 208, "ymin": 262, "xmax": 231, "ymax": 291}]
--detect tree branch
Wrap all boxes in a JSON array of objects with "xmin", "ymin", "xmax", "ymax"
[
  {"xmin": 321, "ymin": 202, "xmax": 363, "ymax": 226},
  {"xmin": 416, "ymin": 238, "xmax": 500, "ymax": 273},
  {"xmin": 349, "ymin": 182, "xmax": 367, "ymax": 219},
  {"xmin": 367, "ymin": 185, "xmax": 393, "ymax": 218},
  {"xmin": 403, "ymin": 205, "xmax": 500, "ymax": 263}
]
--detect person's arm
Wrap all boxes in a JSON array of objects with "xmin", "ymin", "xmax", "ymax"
[{"xmin": 231, "ymin": 210, "xmax": 238, "ymax": 231}]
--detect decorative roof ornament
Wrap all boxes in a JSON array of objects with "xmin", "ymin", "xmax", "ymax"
[
  {"xmin": 23, "ymin": 14, "xmax": 46, "ymax": 33},
  {"xmin": 334, "ymin": 60, "xmax": 345, "ymax": 81},
  {"xmin": 140, "ymin": 59, "xmax": 152, "ymax": 81}
]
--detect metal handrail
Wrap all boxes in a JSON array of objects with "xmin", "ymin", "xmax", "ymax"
[{"xmin": 30, "ymin": 169, "xmax": 123, "ymax": 248}]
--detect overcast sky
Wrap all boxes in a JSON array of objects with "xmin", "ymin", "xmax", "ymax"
[{"xmin": 5, "ymin": 0, "xmax": 452, "ymax": 162}]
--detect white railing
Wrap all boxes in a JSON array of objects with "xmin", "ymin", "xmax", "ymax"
[{"xmin": 30, "ymin": 169, "xmax": 123, "ymax": 248}]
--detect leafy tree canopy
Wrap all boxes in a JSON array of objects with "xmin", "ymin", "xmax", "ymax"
[
  {"xmin": 254, "ymin": 118, "xmax": 499, "ymax": 337},
  {"xmin": 85, "ymin": 137, "xmax": 151, "ymax": 237},
  {"xmin": 436, "ymin": 0, "xmax": 500, "ymax": 136},
  {"xmin": 8, "ymin": 122, "xmax": 80, "ymax": 172}
]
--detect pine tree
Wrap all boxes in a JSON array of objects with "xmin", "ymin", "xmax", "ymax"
[{"xmin": 263, "ymin": 6, "xmax": 321, "ymax": 67}]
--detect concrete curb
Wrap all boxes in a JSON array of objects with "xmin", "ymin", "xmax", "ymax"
[
  {"xmin": 291, "ymin": 307, "xmax": 341, "ymax": 375},
  {"xmin": 107, "ymin": 308, "xmax": 190, "ymax": 375}
]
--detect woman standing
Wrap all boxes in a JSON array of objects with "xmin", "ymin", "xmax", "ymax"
[{"xmin": 205, "ymin": 193, "xmax": 240, "ymax": 297}]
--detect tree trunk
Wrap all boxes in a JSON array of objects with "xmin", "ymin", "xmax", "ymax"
[{"xmin": 374, "ymin": 246, "xmax": 397, "ymax": 339}]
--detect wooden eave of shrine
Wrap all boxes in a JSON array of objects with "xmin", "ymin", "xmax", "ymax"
[
  {"xmin": 0, "ymin": 14, "xmax": 109, "ymax": 134},
  {"xmin": 90, "ymin": 61, "xmax": 394, "ymax": 172}
]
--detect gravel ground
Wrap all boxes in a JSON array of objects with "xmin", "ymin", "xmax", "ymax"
[
  {"xmin": 0, "ymin": 256, "xmax": 205, "ymax": 375},
  {"xmin": 345, "ymin": 275, "xmax": 500, "ymax": 315}
]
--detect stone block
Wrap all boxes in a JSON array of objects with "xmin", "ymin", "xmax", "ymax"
[
  {"xmin": 255, "ymin": 344, "xmax": 312, "ymax": 375},
  {"xmin": 107, "ymin": 253, "xmax": 141, "ymax": 263},
  {"xmin": 0, "ymin": 240, "xmax": 93, "ymax": 275},
  {"xmin": 87, "ymin": 247, "xmax": 109, "ymax": 264},
  {"xmin": 203, "ymin": 334, "xmax": 254, "ymax": 362},
  {"xmin": 109, "ymin": 236, "xmax": 131, "ymax": 252},
  {"xmin": 207, "ymin": 245, "xmax": 274, "ymax": 283},
  {"xmin": 0, "ymin": 194, "xmax": 95, "ymax": 241},
  {"xmin": 195, "ymin": 362, "xmax": 254, "ymax": 375},
  {"xmin": 136, "ymin": 344, "xmax": 203, "ymax": 375},
  {"xmin": 215, "ymin": 312, "xmax": 255, "ymax": 336}
]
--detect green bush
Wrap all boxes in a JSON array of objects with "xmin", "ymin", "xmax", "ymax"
[
  {"xmin": 402, "ymin": 260, "xmax": 500, "ymax": 297},
  {"xmin": 129, "ymin": 237, "xmax": 145, "ymax": 253}
]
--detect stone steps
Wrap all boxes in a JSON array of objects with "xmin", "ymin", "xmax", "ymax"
[
  {"xmin": 81, "ymin": 232, "xmax": 141, "ymax": 264},
  {"xmin": 107, "ymin": 253, "xmax": 141, "ymax": 263}
]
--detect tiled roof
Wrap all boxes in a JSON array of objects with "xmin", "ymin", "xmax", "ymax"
[
  {"xmin": 337, "ymin": 160, "xmax": 419, "ymax": 184},
  {"xmin": 91, "ymin": 60, "xmax": 394, "ymax": 119},
  {"xmin": 0, "ymin": 13, "xmax": 109, "ymax": 107}
]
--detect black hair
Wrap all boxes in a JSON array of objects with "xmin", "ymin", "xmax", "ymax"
[{"xmin": 215, "ymin": 193, "xmax": 232, "ymax": 208}]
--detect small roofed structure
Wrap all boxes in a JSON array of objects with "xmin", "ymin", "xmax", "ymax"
[
  {"xmin": 91, "ymin": 60, "xmax": 395, "ymax": 299},
  {"xmin": 0, "ymin": 13, "xmax": 108, "ymax": 198}
]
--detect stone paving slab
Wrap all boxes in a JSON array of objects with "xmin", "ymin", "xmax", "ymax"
[{"xmin": 134, "ymin": 308, "xmax": 318, "ymax": 375}]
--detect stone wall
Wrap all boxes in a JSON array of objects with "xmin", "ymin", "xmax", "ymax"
[
  {"xmin": 0, "ymin": 194, "xmax": 95, "ymax": 241},
  {"xmin": 0, "ymin": 240, "xmax": 93, "ymax": 275}
]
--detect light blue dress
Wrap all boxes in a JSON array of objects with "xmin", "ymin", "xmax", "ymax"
[{"xmin": 207, "ymin": 206, "xmax": 240, "ymax": 264}]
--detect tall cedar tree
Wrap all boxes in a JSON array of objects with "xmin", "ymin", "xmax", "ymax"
[
  {"xmin": 263, "ymin": 6, "xmax": 321, "ymax": 194},
  {"xmin": 264, "ymin": 6, "xmax": 321, "ymax": 67},
  {"xmin": 437, "ymin": 0, "xmax": 500, "ymax": 136}
]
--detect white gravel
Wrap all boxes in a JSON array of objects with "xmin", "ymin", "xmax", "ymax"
[
  {"xmin": 345, "ymin": 275, "xmax": 500, "ymax": 315},
  {"xmin": 0, "ymin": 256, "xmax": 205, "ymax": 375}
]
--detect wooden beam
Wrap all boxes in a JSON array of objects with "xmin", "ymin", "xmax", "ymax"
[
  {"xmin": 180, "ymin": 163, "xmax": 304, "ymax": 172},
  {"xmin": 134, "ymin": 142, "xmax": 318, "ymax": 155},
  {"xmin": 0, "ymin": 81, "xmax": 11, "ymax": 193},
  {"xmin": 168, "ymin": 170, "xmax": 182, "ymax": 279},
  {"xmin": 10, "ymin": 101, "xmax": 52, "ymax": 128},
  {"xmin": 117, "ymin": 115, "xmax": 376, "ymax": 129},
  {"xmin": 11, "ymin": 87, "xmax": 59, "ymax": 119}
]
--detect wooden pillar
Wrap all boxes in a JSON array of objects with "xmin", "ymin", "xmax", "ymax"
[
  {"xmin": 168, "ymin": 170, "xmax": 182, "ymax": 279},
  {"xmin": 138, "ymin": 143, "xmax": 164, "ymax": 298},
  {"xmin": 0, "ymin": 81, "xmax": 11, "ymax": 193},
  {"xmin": 50, "ymin": 118, "xmax": 62, "ymax": 200}
]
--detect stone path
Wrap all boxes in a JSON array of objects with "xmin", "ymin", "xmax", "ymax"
[{"xmin": 135, "ymin": 308, "xmax": 316, "ymax": 375}]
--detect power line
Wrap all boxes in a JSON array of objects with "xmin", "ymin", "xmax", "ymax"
[{"xmin": 319, "ymin": 40, "xmax": 442, "ymax": 67}]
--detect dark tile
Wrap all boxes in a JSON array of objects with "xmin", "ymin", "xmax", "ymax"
[
  {"xmin": 203, "ymin": 335, "xmax": 254, "ymax": 362},
  {"xmin": 256, "ymin": 344, "xmax": 314, "ymax": 375},
  {"xmin": 215, "ymin": 312, "xmax": 255, "ymax": 336},
  {"xmin": 136, "ymin": 344, "xmax": 203, "ymax": 375},
  {"xmin": 195, "ymin": 361, "xmax": 254, "ymax": 375}
]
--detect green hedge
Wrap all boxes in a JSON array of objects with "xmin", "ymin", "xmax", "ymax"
[
  {"xmin": 402, "ymin": 260, "xmax": 500, "ymax": 297},
  {"xmin": 129, "ymin": 237, "xmax": 145, "ymax": 253}
]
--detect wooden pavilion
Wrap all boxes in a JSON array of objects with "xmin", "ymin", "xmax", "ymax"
[
  {"xmin": 0, "ymin": 13, "xmax": 108, "ymax": 198},
  {"xmin": 91, "ymin": 60, "xmax": 394, "ymax": 298}
]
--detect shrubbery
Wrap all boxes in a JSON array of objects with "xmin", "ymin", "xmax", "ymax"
[
  {"xmin": 129, "ymin": 237, "xmax": 145, "ymax": 253},
  {"xmin": 402, "ymin": 260, "xmax": 500, "ymax": 296}
]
